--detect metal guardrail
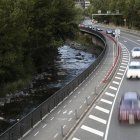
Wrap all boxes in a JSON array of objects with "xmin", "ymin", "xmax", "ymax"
[{"xmin": 0, "ymin": 28, "xmax": 107, "ymax": 140}]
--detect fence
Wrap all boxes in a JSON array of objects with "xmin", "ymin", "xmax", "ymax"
[{"xmin": 0, "ymin": 28, "xmax": 107, "ymax": 140}]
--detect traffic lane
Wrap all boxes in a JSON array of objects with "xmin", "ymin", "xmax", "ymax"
[
  {"xmin": 107, "ymin": 76, "xmax": 140, "ymax": 140},
  {"xmin": 119, "ymin": 35, "xmax": 140, "ymax": 52},
  {"xmin": 121, "ymin": 32, "xmax": 140, "ymax": 43}
]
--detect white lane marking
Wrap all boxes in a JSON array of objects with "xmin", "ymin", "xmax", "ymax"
[
  {"xmin": 69, "ymin": 100, "xmax": 72, "ymax": 103},
  {"xmin": 54, "ymin": 133, "xmax": 58, "ymax": 138},
  {"xmin": 120, "ymin": 65, "xmax": 126, "ymax": 68},
  {"xmin": 122, "ymin": 36, "xmax": 140, "ymax": 46},
  {"xmin": 112, "ymin": 81, "xmax": 119, "ymax": 85},
  {"xmin": 105, "ymin": 92, "xmax": 115, "ymax": 97},
  {"xmin": 72, "ymin": 138, "xmax": 80, "ymax": 140},
  {"xmin": 63, "ymin": 110, "xmax": 67, "ymax": 114},
  {"xmin": 137, "ymin": 40, "xmax": 140, "ymax": 42},
  {"xmin": 122, "ymin": 57, "xmax": 129, "ymax": 60},
  {"xmin": 89, "ymin": 115, "xmax": 107, "ymax": 124},
  {"xmin": 68, "ymin": 110, "xmax": 73, "ymax": 115},
  {"xmin": 122, "ymin": 56, "xmax": 128, "ymax": 58},
  {"xmin": 124, "ymin": 40, "xmax": 127, "ymax": 42},
  {"xmin": 63, "ymin": 125, "xmax": 66, "ymax": 128},
  {"xmin": 81, "ymin": 125, "xmax": 104, "ymax": 137},
  {"xmin": 95, "ymin": 106, "xmax": 109, "ymax": 114},
  {"xmin": 51, "ymin": 117, "xmax": 54, "ymax": 120},
  {"xmin": 122, "ymin": 54, "xmax": 128, "ymax": 56},
  {"xmin": 117, "ymin": 72, "xmax": 123, "ymax": 76},
  {"xmin": 42, "ymin": 124, "xmax": 47, "ymax": 128},
  {"xmin": 115, "ymin": 76, "xmax": 121, "ymax": 80},
  {"xmin": 104, "ymin": 44, "xmax": 130, "ymax": 140},
  {"xmin": 34, "ymin": 131, "xmax": 39, "ymax": 136},
  {"xmin": 78, "ymin": 91, "xmax": 80, "ymax": 94},
  {"xmin": 109, "ymin": 86, "xmax": 117, "ymax": 91},
  {"xmin": 57, "ymin": 110, "xmax": 61, "ymax": 114},
  {"xmin": 121, "ymin": 63, "xmax": 127, "ymax": 65},
  {"xmin": 63, "ymin": 105, "xmax": 66, "ymax": 108},
  {"xmin": 119, "ymin": 69, "xmax": 125, "ymax": 72},
  {"xmin": 68, "ymin": 118, "xmax": 72, "ymax": 121},
  {"xmin": 122, "ymin": 60, "xmax": 128, "ymax": 62},
  {"xmin": 80, "ymin": 105, "xmax": 82, "ymax": 109},
  {"xmin": 101, "ymin": 98, "xmax": 112, "ymax": 105}
]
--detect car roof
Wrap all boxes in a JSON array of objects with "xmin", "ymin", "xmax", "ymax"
[
  {"xmin": 123, "ymin": 92, "xmax": 138, "ymax": 100},
  {"xmin": 129, "ymin": 61, "xmax": 140, "ymax": 66}
]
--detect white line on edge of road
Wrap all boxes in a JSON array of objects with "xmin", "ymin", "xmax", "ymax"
[{"xmin": 104, "ymin": 44, "xmax": 130, "ymax": 140}]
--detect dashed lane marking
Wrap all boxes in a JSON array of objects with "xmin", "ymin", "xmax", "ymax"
[
  {"xmin": 34, "ymin": 131, "xmax": 39, "ymax": 136},
  {"xmin": 89, "ymin": 115, "xmax": 107, "ymax": 124},
  {"xmin": 72, "ymin": 138, "xmax": 80, "ymax": 140},
  {"xmin": 100, "ymin": 98, "xmax": 112, "ymax": 105},
  {"xmin": 95, "ymin": 106, "xmax": 110, "ymax": 114},
  {"xmin": 112, "ymin": 81, "xmax": 119, "ymax": 85},
  {"xmin": 109, "ymin": 86, "xmax": 117, "ymax": 91},
  {"xmin": 115, "ymin": 76, "xmax": 122, "ymax": 80},
  {"xmin": 120, "ymin": 65, "xmax": 126, "ymax": 69},
  {"xmin": 42, "ymin": 124, "xmax": 47, "ymax": 128},
  {"xmin": 119, "ymin": 69, "xmax": 125, "ymax": 72},
  {"xmin": 117, "ymin": 72, "xmax": 123, "ymax": 76},
  {"xmin": 121, "ymin": 63, "xmax": 127, "ymax": 66},
  {"xmin": 81, "ymin": 125, "xmax": 104, "ymax": 137},
  {"xmin": 105, "ymin": 92, "xmax": 115, "ymax": 97},
  {"xmin": 54, "ymin": 133, "xmax": 58, "ymax": 138}
]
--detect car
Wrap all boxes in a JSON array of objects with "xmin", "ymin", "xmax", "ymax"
[
  {"xmin": 106, "ymin": 28, "xmax": 112, "ymax": 34},
  {"xmin": 118, "ymin": 92, "xmax": 140, "ymax": 124},
  {"xmin": 96, "ymin": 27, "xmax": 103, "ymax": 31},
  {"xmin": 126, "ymin": 61, "xmax": 140, "ymax": 79},
  {"xmin": 82, "ymin": 19, "xmax": 93, "ymax": 29},
  {"xmin": 111, "ymin": 30, "xmax": 116, "ymax": 37},
  {"xmin": 131, "ymin": 47, "xmax": 140, "ymax": 58}
]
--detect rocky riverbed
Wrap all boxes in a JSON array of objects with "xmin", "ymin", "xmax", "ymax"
[{"xmin": 0, "ymin": 43, "xmax": 102, "ymax": 134}]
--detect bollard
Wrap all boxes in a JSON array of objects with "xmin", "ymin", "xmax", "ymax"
[
  {"xmin": 61, "ymin": 125, "xmax": 64, "ymax": 137},
  {"xmin": 86, "ymin": 97, "xmax": 89, "ymax": 106},
  {"xmin": 75, "ymin": 109, "xmax": 78, "ymax": 119}
]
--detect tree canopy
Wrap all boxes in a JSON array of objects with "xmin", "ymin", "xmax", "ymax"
[
  {"xmin": 0, "ymin": 0, "xmax": 81, "ymax": 95},
  {"xmin": 89, "ymin": 0, "xmax": 140, "ymax": 28}
]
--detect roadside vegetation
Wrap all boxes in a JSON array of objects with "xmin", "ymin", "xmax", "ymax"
[
  {"xmin": 86, "ymin": 0, "xmax": 140, "ymax": 29},
  {"xmin": 0, "ymin": 0, "xmax": 83, "ymax": 96}
]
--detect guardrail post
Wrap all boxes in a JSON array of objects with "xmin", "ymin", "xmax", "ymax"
[
  {"xmin": 75, "ymin": 109, "xmax": 78, "ymax": 119},
  {"xmin": 61, "ymin": 125, "xmax": 64, "ymax": 137}
]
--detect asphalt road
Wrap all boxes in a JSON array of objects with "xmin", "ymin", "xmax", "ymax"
[
  {"xmin": 22, "ymin": 30, "xmax": 116, "ymax": 140},
  {"xmin": 67, "ymin": 30, "xmax": 140, "ymax": 140}
]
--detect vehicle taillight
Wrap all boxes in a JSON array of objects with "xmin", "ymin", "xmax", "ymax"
[
  {"xmin": 121, "ymin": 111, "xmax": 127, "ymax": 120},
  {"xmin": 137, "ymin": 111, "xmax": 140, "ymax": 120}
]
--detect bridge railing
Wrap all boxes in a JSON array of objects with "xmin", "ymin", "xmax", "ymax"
[{"xmin": 0, "ymin": 28, "xmax": 107, "ymax": 140}]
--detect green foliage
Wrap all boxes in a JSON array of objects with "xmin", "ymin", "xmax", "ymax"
[
  {"xmin": 0, "ymin": 0, "xmax": 80, "ymax": 95},
  {"xmin": 89, "ymin": 0, "xmax": 140, "ymax": 28}
]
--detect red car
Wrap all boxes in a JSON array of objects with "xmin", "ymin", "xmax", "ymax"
[{"xmin": 118, "ymin": 92, "xmax": 140, "ymax": 124}]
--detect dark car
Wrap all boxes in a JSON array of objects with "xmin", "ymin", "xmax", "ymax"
[
  {"xmin": 118, "ymin": 92, "xmax": 140, "ymax": 124},
  {"xmin": 111, "ymin": 30, "xmax": 115, "ymax": 37},
  {"xmin": 96, "ymin": 27, "xmax": 103, "ymax": 31},
  {"xmin": 106, "ymin": 28, "xmax": 112, "ymax": 34}
]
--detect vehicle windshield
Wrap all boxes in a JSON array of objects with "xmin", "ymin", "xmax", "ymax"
[
  {"xmin": 134, "ymin": 48, "xmax": 140, "ymax": 51},
  {"xmin": 129, "ymin": 66, "xmax": 140, "ymax": 69}
]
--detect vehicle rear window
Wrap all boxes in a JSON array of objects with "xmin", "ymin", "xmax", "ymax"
[
  {"xmin": 122, "ymin": 100, "xmax": 138, "ymax": 108},
  {"xmin": 129, "ymin": 66, "xmax": 140, "ymax": 69},
  {"xmin": 134, "ymin": 48, "xmax": 140, "ymax": 51}
]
